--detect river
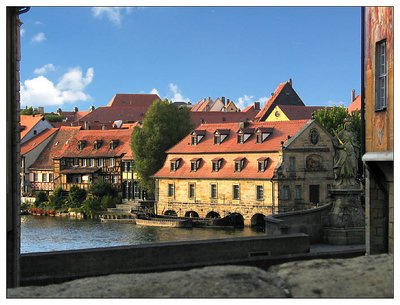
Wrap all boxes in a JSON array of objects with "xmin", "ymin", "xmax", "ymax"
[{"xmin": 20, "ymin": 215, "xmax": 265, "ymax": 253}]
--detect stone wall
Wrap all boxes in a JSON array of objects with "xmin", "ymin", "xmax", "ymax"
[{"xmin": 265, "ymin": 203, "xmax": 332, "ymax": 243}]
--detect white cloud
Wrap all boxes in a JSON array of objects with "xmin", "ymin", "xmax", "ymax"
[
  {"xmin": 237, "ymin": 94, "xmax": 254, "ymax": 109},
  {"xmin": 20, "ymin": 28, "xmax": 25, "ymax": 37},
  {"xmin": 32, "ymin": 32, "xmax": 46, "ymax": 43},
  {"xmin": 34, "ymin": 63, "xmax": 55, "ymax": 75},
  {"xmin": 326, "ymin": 100, "xmax": 345, "ymax": 107},
  {"xmin": 21, "ymin": 67, "xmax": 94, "ymax": 107},
  {"xmin": 150, "ymin": 88, "xmax": 159, "ymax": 95},
  {"xmin": 91, "ymin": 7, "xmax": 132, "ymax": 26},
  {"xmin": 168, "ymin": 83, "xmax": 190, "ymax": 102}
]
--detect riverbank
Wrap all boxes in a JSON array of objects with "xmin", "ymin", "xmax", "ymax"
[{"xmin": 7, "ymin": 253, "xmax": 393, "ymax": 298}]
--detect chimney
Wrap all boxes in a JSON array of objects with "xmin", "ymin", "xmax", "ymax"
[
  {"xmin": 254, "ymin": 101, "xmax": 260, "ymax": 110},
  {"xmin": 288, "ymin": 78, "xmax": 292, "ymax": 86},
  {"xmin": 73, "ymin": 106, "xmax": 78, "ymax": 113},
  {"xmin": 221, "ymin": 96, "xmax": 226, "ymax": 105},
  {"xmin": 352, "ymin": 89, "xmax": 356, "ymax": 101},
  {"xmin": 227, "ymin": 98, "xmax": 230, "ymax": 104}
]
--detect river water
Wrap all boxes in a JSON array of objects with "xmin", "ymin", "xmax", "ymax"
[{"xmin": 20, "ymin": 215, "xmax": 265, "ymax": 253}]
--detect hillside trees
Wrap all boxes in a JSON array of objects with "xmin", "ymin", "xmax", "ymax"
[{"xmin": 131, "ymin": 99, "xmax": 193, "ymax": 195}]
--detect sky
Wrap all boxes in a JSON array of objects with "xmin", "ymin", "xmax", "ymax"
[{"xmin": 18, "ymin": 6, "xmax": 361, "ymax": 113}]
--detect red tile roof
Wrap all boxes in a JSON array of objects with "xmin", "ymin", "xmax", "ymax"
[
  {"xmin": 155, "ymin": 155, "xmax": 277, "ymax": 179},
  {"xmin": 20, "ymin": 114, "xmax": 46, "ymax": 139},
  {"xmin": 30, "ymin": 126, "xmax": 82, "ymax": 170},
  {"xmin": 55, "ymin": 128, "xmax": 133, "ymax": 159},
  {"xmin": 106, "ymin": 93, "xmax": 160, "ymax": 107},
  {"xmin": 348, "ymin": 95, "xmax": 361, "ymax": 113},
  {"xmin": 166, "ymin": 120, "xmax": 309, "ymax": 154},
  {"xmin": 254, "ymin": 81, "xmax": 305, "ymax": 121},
  {"xmin": 277, "ymin": 105, "xmax": 326, "ymax": 120},
  {"xmin": 74, "ymin": 106, "xmax": 149, "ymax": 124},
  {"xmin": 190, "ymin": 110, "xmax": 258, "ymax": 127},
  {"xmin": 20, "ymin": 128, "xmax": 59, "ymax": 155}
]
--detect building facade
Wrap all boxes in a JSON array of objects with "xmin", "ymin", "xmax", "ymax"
[
  {"xmin": 154, "ymin": 120, "xmax": 335, "ymax": 226},
  {"xmin": 362, "ymin": 7, "xmax": 394, "ymax": 254}
]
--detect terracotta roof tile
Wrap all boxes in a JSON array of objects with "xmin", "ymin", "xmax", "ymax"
[
  {"xmin": 20, "ymin": 128, "xmax": 59, "ymax": 155},
  {"xmin": 348, "ymin": 95, "xmax": 361, "ymax": 113},
  {"xmin": 190, "ymin": 111, "xmax": 258, "ymax": 127},
  {"xmin": 20, "ymin": 114, "xmax": 46, "ymax": 139},
  {"xmin": 106, "ymin": 93, "xmax": 160, "ymax": 107},
  {"xmin": 75, "ymin": 106, "xmax": 149, "ymax": 124},
  {"xmin": 165, "ymin": 120, "xmax": 309, "ymax": 154},
  {"xmin": 277, "ymin": 105, "xmax": 326, "ymax": 120},
  {"xmin": 254, "ymin": 82, "xmax": 287, "ymax": 121}
]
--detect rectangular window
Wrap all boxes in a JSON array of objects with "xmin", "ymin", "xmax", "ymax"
[
  {"xmin": 42, "ymin": 173, "xmax": 47, "ymax": 182},
  {"xmin": 33, "ymin": 173, "xmax": 38, "ymax": 182},
  {"xmin": 49, "ymin": 173, "xmax": 54, "ymax": 182},
  {"xmin": 233, "ymin": 184, "xmax": 240, "ymax": 200},
  {"xmin": 256, "ymin": 185, "xmax": 264, "ymax": 200},
  {"xmin": 109, "ymin": 158, "xmax": 115, "ymax": 167},
  {"xmin": 90, "ymin": 159, "xmax": 95, "ymax": 167},
  {"xmin": 112, "ymin": 175, "xmax": 118, "ymax": 184},
  {"xmin": 289, "ymin": 157, "xmax": 296, "ymax": 172},
  {"xmin": 282, "ymin": 185, "xmax": 290, "ymax": 200},
  {"xmin": 82, "ymin": 159, "xmax": 87, "ymax": 167},
  {"xmin": 295, "ymin": 185, "xmax": 302, "ymax": 200},
  {"xmin": 237, "ymin": 134, "xmax": 244, "ymax": 144},
  {"xmin": 168, "ymin": 184, "xmax": 174, "ymax": 197},
  {"xmin": 191, "ymin": 136, "xmax": 197, "ymax": 145},
  {"xmin": 188, "ymin": 183, "xmax": 195, "ymax": 199},
  {"xmin": 214, "ymin": 135, "xmax": 221, "ymax": 145},
  {"xmin": 375, "ymin": 40, "xmax": 387, "ymax": 111},
  {"xmin": 212, "ymin": 159, "xmax": 222, "ymax": 172},
  {"xmin": 73, "ymin": 158, "xmax": 79, "ymax": 166},
  {"xmin": 97, "ymin": 158, "xmax": 103, "ymax": 167},
  {"xmin": 210, "ymin": 184, "xmax": 217, "ymax": 199}
]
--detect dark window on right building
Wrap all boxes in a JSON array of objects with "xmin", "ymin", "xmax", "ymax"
[{"xmin": 375, "ymin": 40, "xmax": 387, "ymax": 111}]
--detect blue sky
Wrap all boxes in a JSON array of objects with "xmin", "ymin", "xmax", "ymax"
[{"xmin": 19, "ymin": 6, "xmax": 361, "ymax": 113}]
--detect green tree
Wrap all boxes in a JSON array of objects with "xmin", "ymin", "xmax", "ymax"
[
  {"xmin": 21, "ymin": 106, "xmax": 34, "ymax": 115},
  {"xmin": 89, "ymin": 181, "xmax": 118, "ymax": 199},
  {"xmin": 47, "ymin": 187, "xmax": 65, "ymax": 210},
  {"xmin": 45, "ymin": 113, "xmax": 65, "ymax": 122},
  {"xmin": 34, "ymin": 191, "xmax": 47, "ymax": 207},
  {"xmin": 64, "ymin": 186, "xmax": 87, "ymax": 209},
  {"xmin": 131, "ymin": 99, "xmax": 193, "ymax": 194},
  {"xmin": 81, "ymin": 197, "xmax": 103, "ymax": 217},
  {"xmin": 313, "ymin": 105, "xmax": 349, "ymax": 136}
]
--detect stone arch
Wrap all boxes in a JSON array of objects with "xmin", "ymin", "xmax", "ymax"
[
  {"xmin": 251, "ymin": 213, "xmax": 266, "ymax": 227},
  {"xmin": 185, "ymin": 211, "xmax": 199, "ymax": 218},
  {"xmin": 229, "ymin": 213, "xmax": 244, "ymax": 227},
  {"xmin": 206, "ymin": 211, "xmax": 220, "ymax": 219},
  {"xmin": 164, "ymin": 210, "xmax": 177, "ymax": 217}
]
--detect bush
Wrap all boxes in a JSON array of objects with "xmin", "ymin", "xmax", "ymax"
[
  {"xmin": 34, "ymin": 191, "xmax": 48, "ymax": 207},
  {"xmin": 81, "ymin": 198, "xmax": 103, "ymax": 217},
  {"xmin": 100, "ymin": 195, "xmax": 120, "ymax": 210},
  {"xmin": 48, "ymin": 187, "xmax": 65, "ymax": 210},
  {"xmin": 89, "ymin": 181, "xmax": 118, "ymax": 198},
  {"xmin": 64, "ymin": 185, "xmax": 87, "ymax": 209}
]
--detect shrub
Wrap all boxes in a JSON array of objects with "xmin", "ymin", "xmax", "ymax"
[
  {"xmin": 64, "ymin": 186, "xmax": 87, "ymax": 209},
  {"xmin": 89, "ymin": 181, "xmax": 118, "ymax": 198},
  {"xmin": 81, "ymin": 197, "xmax": 103, "ymax": 217},
  {"xmin": 34, "ymin": 191, "xmax": 48, "ymax": 207},
  {"xmin": 48, "ymin": 187, "xmax": 65, "ymax": 210}
]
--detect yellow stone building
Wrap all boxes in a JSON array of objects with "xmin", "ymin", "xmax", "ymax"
[{"xmin": 154, "ymin": 119, "xmax": 335, "ymax": 226}]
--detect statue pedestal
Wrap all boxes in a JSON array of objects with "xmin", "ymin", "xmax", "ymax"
[{"xmin": 324, "ymin": 188, "xmax": 365, "ymax": 245}]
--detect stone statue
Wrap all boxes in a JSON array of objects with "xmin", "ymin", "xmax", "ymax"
[{"xmin": 332, "ymin": 119, "xmax": 360, "ymax": 189}]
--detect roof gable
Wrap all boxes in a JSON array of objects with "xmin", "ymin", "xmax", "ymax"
[{"xmin": 20, "ymin": 114, "xmax": 46, "ymax": 139}]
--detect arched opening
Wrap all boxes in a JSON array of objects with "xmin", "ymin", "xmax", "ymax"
[
  {"xmin": 185, "ymin": 211, "xmax": 199, "ymax": 218},
  {"xmin": 251, "ymin": 213, "xmax": 266, "ymax": 228},
  {"xmin": 206, "ymin": 211, "xmax": 220, "ymax": 219},
  {"xmin": 228, "ymin": 213, "xmax": 244, "ymax": 227},
  {"xmin": 164, "ymin": 210, "xmax": 177, "ymax": 217}
]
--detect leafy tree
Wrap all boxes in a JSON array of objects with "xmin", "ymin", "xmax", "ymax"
[
  {"xmin": 21, "ymin": 106, "xmax": 34, "ymax": 115},
  {"xmin": 64, "ymin": 185, "xmax": 87, "ymax": 209},
  {"xmin": 81, "ymin": 197, "xmax": 103, "ymax": 217},
  {"xmin": 313, "ymin": 105, "xmax": 349, "ymax": 137},
  {"xmin": 34, "ymin": 191, "xmax": 47, "ymax": 207},
  {"xmin": 47, "ymin": 187, "xmax": 65, "ymax": 210},
  {"xmin": 101, "ymin": 195, "xmax": 120, "ymax": 209},
  {"xmin": 89, "ymin": 181, "xmax": 118, "ymax": 199},
  {"xmin": 131, "ymin": 99, "xmax": 193, "ymax": 194},
  {"xmin": 45, "ymin": 113, "xmax": 65, "ymax": 122}
]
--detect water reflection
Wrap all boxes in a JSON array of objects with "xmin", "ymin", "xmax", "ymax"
[{"xmin": 21, "ymin": 215, "xmax": 265, "ymax": 253}]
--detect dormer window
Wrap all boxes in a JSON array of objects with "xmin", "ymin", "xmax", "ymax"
[
  {"xmin": 237, "ymin": 128, "xmax": 254, "ymax": 143},
  {"xmin": 170, "ymin": 158, "xmax": 181, "ymax": 172},
  {"xmin": 93, "ymin": 140, "xmax": 103, "ymax": 150},
  {"xmin": 109, "ymin": 139, "xmax": 119, "ymax": 150},
  {"xmin": 212, "ymin": 158, "xmax": 223, "ymax": 172},
  {"xmin": 190, "ymin": 158, "xmax": 202, "ymax": 172},
  {"xmin": 191, "ymin": 130, "xmax": 206, "ymax": 145},
  {"xmin": 77, "ymin": 140, "xmax": 86, "ymax": 151},
  {"xmin": 256, "ymin": 127, "xmax": 274, "ymax": 143},
  {"xmin": 234, "ymin": 157, "xmax": 246, "ymax": 172},
  {"xmin": 214, "ymin": 129, "xmax": 229, "ymax": 145},
  {"xmin": 257, "ymin": 157, "xmax": 269, "ymax": 172}
]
